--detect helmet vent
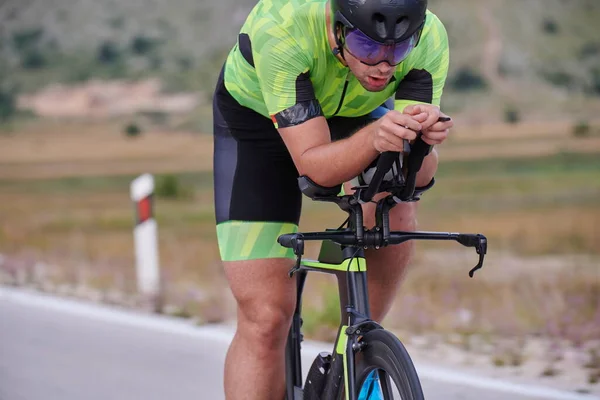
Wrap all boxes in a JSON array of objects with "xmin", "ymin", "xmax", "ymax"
[
  {"xmin": 394, "ymin": 17, "xmax": 411, "ymax": 39},
  {"xmin": 372, "ymin": 13, "xmax": 387, "ymax": 39}
]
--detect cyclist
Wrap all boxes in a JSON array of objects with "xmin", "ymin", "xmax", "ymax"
[{"xmin": 212, "ymin": 0, "xmax": 453, "ymax": 398}]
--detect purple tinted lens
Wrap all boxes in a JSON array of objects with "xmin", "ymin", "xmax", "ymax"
[{"xmin": 345, "ymin": 28, "xmax": 416, "ymax": 65}]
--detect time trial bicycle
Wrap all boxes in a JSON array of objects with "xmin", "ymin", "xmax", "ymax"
[{"xmin": 278, "ymin": 132, "xmax": 488, "ymax": 400}]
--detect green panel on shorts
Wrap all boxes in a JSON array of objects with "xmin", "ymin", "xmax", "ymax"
[{"xmin": 216, "ymin": 221, "xmax": 298, "ymax": 261}]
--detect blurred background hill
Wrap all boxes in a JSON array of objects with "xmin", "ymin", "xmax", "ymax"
[{"xmin": 1, "ymin": 0, "xmax": 600, "ymax": 128}]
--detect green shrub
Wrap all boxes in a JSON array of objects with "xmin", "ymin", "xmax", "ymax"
[
  {"xmin": 449, "ymin": 67, "xmax": 488, "ymax": 92},
  {"xmin": 542, "ymin": 18, "xmax": 559, "ymax": 35},
  {"xmin": 156, "ymin": 174, "xmax": 179, "ymax": 198},
  {"xmin": 12, "ymin": 29, "xmax": 43, "ymax": 52},
  {"xmin": 573, "ymin": 121, "xmax": 591, "ymax": 138},
  {"xmin": 504, "ymin": 105, "xmax": 520, "ymax": 124},
  {"xmin": 123, "ymin": 123, "xmax": 142, "ymax": 138},
  {"xmin": 97, "ymin": 41, "xmax": 121, "ymax": 65},
  {"xmin": 590, "ymin": 68, "xmax": 600, "ymax": 95},
  {"xmin": 130, "ymin": 36, "xmax": 159, "ymax": 55},
  {"xmin": 579, "ymin": 42, "xmax": 600, "ymax": 60},
  {"xmin": 0, "ymin": 86, "xmax": 17, "ymax": 122},
  {"xmin": 20, "ymin": 50, "xmax": 47, "ymax": 69},
  {"xmin": 541, "ymin": 70, "xmax": 574, "ymax": 89},
  {"xmin": 155, "ymin": 174, "xmax": 193, "ymax": 199}
]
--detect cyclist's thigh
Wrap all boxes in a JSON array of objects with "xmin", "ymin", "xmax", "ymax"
[
  {"xmin": 223, "ymin": 258, "xmax": 296, "ymax": 330},
  {"xmin": 213, "ymin": 70, "xmax": 299, "ymax": 323}
]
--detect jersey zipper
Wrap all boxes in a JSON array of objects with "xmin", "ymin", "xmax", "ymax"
[{"xmin": 332, "ymin": 73, "xmax": 350, "ymax": 116}]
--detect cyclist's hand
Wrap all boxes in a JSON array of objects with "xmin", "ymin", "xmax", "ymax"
[
  {"xmin": 403, "ymin": 104, "xmax": 453, "ymax": 145},
  {"xmin": 372, "ymin": 110, "xmax": 422, "ymax": 153}
]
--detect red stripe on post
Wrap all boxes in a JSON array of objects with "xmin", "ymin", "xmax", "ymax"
[{"xmin": 136, "ymin": 195, "xmax": 153, "ymax": 224}]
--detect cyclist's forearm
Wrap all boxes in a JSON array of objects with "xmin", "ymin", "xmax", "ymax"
[{"xmin": 300, "ymin": 125, "xmax": 379, "ymax": 187}]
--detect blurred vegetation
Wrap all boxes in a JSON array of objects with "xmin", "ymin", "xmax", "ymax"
[
  {"xmin": 0, "ymin": 0, "xmax": 598, "ymax": 126},
  {"xmin": 302, "ymin": 289, "xmax": 341, "ymax": 342},
  {"xmin": 123, "ymin": 122, "xmax": 142, "ymax": 138},
  {"xmin": 573, "ymin": 120, "xmax": 591, "ymax": 138},
  {"xmin": 448, "ymin": 67, "xmax": 488, "ymax": 92},
  {"xmin": 503, "ymin": 105, "xmax": 520, "ymax": 124},
  {"xmin": 0, "ymin": 84, "xmax": 17, "ymax": 123},
  {"xmin": 155, "ymin": 174, "xmax": 195, "ymax": 199}
]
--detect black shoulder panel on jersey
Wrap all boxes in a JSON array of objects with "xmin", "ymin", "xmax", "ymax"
[
  {"xmin": 274, "ymin": 101, "xmax": 323, "ymax": 128},
  {"xmin": 238, "ymin": 33, "xmax": 255, "ymax": 67},
  {"xmin": 274, "ymin": 72, "xmax": 323, "ymax": 128},
  {"xmin": 395, "ymin": 69, "xmax": 433, "ymax": 104}
]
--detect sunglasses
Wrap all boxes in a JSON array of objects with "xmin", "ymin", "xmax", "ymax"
[{"xmin": 343, "ymin": 27, "xmax": 421, "ymax": 66}]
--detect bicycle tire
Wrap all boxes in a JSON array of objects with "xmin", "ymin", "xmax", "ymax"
[{"xmin": 354, "ymin": 329, "xmax": 424, "ymax": 400}]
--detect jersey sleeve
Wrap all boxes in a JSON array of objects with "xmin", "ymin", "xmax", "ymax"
[
  {"xmin": 394, "ymin": 13, "xmax": 450, "ymax": 112},
  {"xmin": 252, "ymin": 24, "xmax": 323, "ymax": 128}
]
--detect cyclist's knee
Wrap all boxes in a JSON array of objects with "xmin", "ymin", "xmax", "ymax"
[
  {"xmin": 238, "ymin": 302, "xmax": 294, "ymax": 350},
  {"xmin": 389, "ymin": 202, "xmax": 417, "ymax": 231},
  {"xmin": 224, "ymin": 258, "xmax": 296, "ymax": 351}
]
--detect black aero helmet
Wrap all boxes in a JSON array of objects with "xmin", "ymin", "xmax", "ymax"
[{"xmin": 331, "ymin": 0, "xmax": 427, "ymax": 44}]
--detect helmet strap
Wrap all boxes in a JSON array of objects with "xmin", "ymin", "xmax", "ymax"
[{"xmin": 332, "ymin": 24, "xmax": 346, "ymax": 61}]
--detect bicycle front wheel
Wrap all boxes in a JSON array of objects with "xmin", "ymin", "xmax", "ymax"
[{"xmin": 354, "ymin": 329, "xmax": 424, "ymax": 400}]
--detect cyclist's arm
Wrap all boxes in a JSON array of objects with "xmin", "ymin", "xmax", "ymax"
[
  {"xmin": 278, "ymin": 117, "xmax": 380, "ymax": 187},
  {"xmin": 254, "ymin": 25, "xmax": 381, "ymax": 187}
]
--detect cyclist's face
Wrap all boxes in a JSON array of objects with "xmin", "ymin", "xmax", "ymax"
[{"xmin": 344, "ymin": 50, "xmax": 396, "ymax": 92}]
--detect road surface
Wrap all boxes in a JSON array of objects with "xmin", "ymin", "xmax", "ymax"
[{"xmin": 0, "ymin": 286, "xmax": 597, "ymax": 400}]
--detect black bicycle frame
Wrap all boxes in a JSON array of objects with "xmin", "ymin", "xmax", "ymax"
[{"xmin": 285, "ymin": 245, "xmax": 375, "ymax": 400}]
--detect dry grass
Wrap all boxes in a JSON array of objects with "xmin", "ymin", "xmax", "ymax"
[
  {"xmin": 0, "ymin": 119, "xmax": 213, "ymax": 179},
  {"xmin": 0, "ymin": 118, "xmax": 599, "ymax": 346},
  {"xmin": 1, "ymin": 119, "xmax": 599, "ymax": 178},
  {"xmin": 387, "ymin": 254, "xmax": 600, "ymax": 338},
  {"xmin": 418, "ymin": 206, "xmax": 600, "ymax": 256}
]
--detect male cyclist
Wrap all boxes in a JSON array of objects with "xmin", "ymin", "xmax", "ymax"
[{"xmin": 212, "ymin": 0, "xmax": 453, "ymax": 398}]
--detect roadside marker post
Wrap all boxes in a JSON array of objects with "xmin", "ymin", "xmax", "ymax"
[{"xmin": 130, "ymin": 173, "xmax": 162, "ymax": 312}]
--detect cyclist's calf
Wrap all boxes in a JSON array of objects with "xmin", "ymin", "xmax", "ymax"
[{"xmin": 223, "ymin": 258, "xmax": 297, "ymax": 400}]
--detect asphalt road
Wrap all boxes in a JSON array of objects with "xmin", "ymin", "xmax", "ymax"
[{"xmin": 0, "ymin": 287, "xmax": 597, "ymax": 400}]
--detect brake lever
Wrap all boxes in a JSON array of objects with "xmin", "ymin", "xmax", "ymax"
[
  {"xmin": 468, "ymin": 235, "xmax": 487, "ymax": 277},
  {"xmin": 469, "ymin": 252, "xmax": 485, "ymax": 278},
  {"xmin": 457, "ymin": 234, "xmax": 487, "ymax": 277}
]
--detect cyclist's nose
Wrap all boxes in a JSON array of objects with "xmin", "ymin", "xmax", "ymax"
[{"xmin": 376, "ymin": 62, "xmax": 394, "ymax": 74}]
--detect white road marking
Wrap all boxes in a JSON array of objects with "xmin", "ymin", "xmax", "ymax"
[{"xmin": 1, "ymin": 285, "xmax": 597, "ymax": 400}]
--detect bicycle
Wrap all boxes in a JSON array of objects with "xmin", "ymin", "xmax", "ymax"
[{"xmin": 278, "ymin": 132, "xmax": 488, "ymax": 400}]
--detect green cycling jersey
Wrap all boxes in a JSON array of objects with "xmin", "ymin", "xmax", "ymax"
[{"xmin": 223, "ymin": 0, "xmax": 450, "ymax": 129}]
